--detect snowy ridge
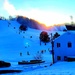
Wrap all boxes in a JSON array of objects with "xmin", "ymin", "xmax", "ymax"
[{"xmin": 17, "ymin": 16, "xmax": 67, "ymax": 31}]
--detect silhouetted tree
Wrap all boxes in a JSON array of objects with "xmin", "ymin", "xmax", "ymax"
[
  {"xmin": 39, "ymin": 31, "xmax": 50, "ymax": 43},
  {"xmin": 19, "ymin": 24, "xmax": 27, "ymax": 31},
  {"xmin": 53, "ymin": 32, "xmax": 60, "ymax": 40}
]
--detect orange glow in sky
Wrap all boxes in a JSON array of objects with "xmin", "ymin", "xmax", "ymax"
[{"xmin": 27, "ymin": 11, "xmax": 71, "ymax": 26}]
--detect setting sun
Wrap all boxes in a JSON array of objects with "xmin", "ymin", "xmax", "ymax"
[
  {"xmin": 24, "ymin": 11, "xmax": 71, "ymax": 27},
  {"xmin": 25, "ymin": 12, "xmax": 71, "ymax": 27}
]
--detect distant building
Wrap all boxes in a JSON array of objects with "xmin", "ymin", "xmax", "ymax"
[
  {"xmin": 65, "ymin": 24, "xmax": 75, "ymax": 30},
  {"xmin": 53, "ymin": 32, "xmax": 75, "ymax": 63}
]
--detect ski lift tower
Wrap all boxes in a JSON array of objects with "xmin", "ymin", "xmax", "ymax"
[{"xmin": 50, "ymin": 33, "xmax": 54, "ymax": 64}]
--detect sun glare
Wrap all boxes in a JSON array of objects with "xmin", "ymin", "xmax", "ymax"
[
  {"xmin": 26, "ymin": 11, "xmax": 70, "ymax": 27},
  {"xmin": 34, "ymin": 17, "xmax": 66, "ymax": 27}
]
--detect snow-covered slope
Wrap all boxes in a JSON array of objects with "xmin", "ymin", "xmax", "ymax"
[
  {"xmin": 0, "ymin": 20, "xmax": 24, "ymax": 61},
  {"xmin": 1, "ymin": 20, "xmax": 73, "ymax": 75},
  {"xmin": 0, "ymin": 20, "xmax": 54, "ymax": 62}
]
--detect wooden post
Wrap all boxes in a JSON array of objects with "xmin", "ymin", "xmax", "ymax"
[
  {"xmin": 52, "ymin": 41, "xmax": 54, "ymax": 64},
  {"xmin": 51, "ymin": 33, "xmax": 52, "ymax": 42}
]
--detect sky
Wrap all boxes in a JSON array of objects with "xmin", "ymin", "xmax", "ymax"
[{"xmin": 0, "ymin": 0, "xmax": 75, "ymax": 26}]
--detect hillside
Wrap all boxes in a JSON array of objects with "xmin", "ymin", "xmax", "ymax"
[
  {"xmin": 0, "ymin": 19, "xmax": 66, "ymax": 62},
  {"xmin": 0, "ymin": 20, "xmax": 54, "ymax": 62},
  {"xmin": 16, "ymin": 16, "xmax": 67, "ymax": 30},
  {"xmin": 0, "ymin": 20, "xmax": 24, "ymax": 61},
  {"xmin": 0, "ymin": 19, "xmax": 71, "ymax": 75}
]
